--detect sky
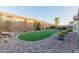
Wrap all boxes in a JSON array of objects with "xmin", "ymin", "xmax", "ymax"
[{"xmin": 0, "ymin": 6, "xmax": 78, "ymax": 25}]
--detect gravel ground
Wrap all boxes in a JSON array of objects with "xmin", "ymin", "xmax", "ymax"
[{"xmin": 0, "ymin": 32, "xmax": 79, "ymax": 53}]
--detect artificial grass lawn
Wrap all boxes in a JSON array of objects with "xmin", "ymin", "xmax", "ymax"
[{"xmin": 18, "ymin": 29, "xmax": 58, "ymax": 41}]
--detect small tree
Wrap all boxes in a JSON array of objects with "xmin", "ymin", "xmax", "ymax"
[
  {"xmin": 54, "ymin": 17, "xmax": 60, "ymax": 27},
  {"xmin": 34, "ymin": 20, "xmax": 41, "ymax": 30},
  {"xmin": 37, "ymin": 22, "xmax": 41, "ymax": 30}
]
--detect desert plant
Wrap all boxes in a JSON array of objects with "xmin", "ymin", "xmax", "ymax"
[
  {"xmin": 37, "ymin": 22, "xmax": 41, "ymax": 30},
  {"xmin": 50, "ymin": 25, "xmax": 57, "ymax": 29},
  {"xmin": 67, "ymin": 29, "xmax": 72, "ymax": 32},
  {"xmin": 64, "ymin": 29, "xmax": 72, "ymax": 34},
  {"xmin": 58, "ymin": 32, "xmax": 65, "ymax": 40}
]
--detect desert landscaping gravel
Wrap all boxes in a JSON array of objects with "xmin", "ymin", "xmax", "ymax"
[{"xmin": 0, "ymin": 32, "xmax": 79, "ymax": 53}]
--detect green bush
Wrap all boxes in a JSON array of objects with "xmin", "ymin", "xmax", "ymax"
[
  {"xmin": 62, "ymin": 26, "xmax": 68, "ymax": 30},
  {"xmin": 65, "ymin": 29, "xmax": 72, "ymax": 32},
  {"xmin": 50, "ymin": 25, "xmax": 57, "ymax": 29},
  {"xmin": 68, "ymin": 29, "xmax": 72, "ymax": 32},
  {"xmin": 61, "ymin": 29, "xmax": 72, "ymax": 34},
  {"xmin": 59, "ymin": 32, "xmax": 65, "ymax": 37},
  {"xmin": 58, "ymin": 32, "xmax": 65, "ymax": 40}
]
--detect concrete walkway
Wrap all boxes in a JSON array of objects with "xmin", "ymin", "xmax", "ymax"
[{"xmin": 0, "ymin": 32, "xmax": 79, "ymax": 53}]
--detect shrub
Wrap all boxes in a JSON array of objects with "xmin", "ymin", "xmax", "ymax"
[
  {"xmin": 61, "ymin": 29, "xmax": 72, "ymax": 34},
  {"xmin": 58, "ymin": 32, "xmax": 65, "ymax": 40},
  {"xmin": 65, "ymin": 29, "xmax": 72, "ymax": 33},
  {"xmin": 50, "ymin": 25, "xmax": 57, "ymax": 29},
  {"xmin": 59, "ymin": 32, "xmax": 65, "ymax": 37},
  {"xmin": 62, "ymin": 26, "xmax": 68, "ymax": 30},
  {"xmin": 68, "ymin": 29, "xmax": 72, "ymax": 32}
]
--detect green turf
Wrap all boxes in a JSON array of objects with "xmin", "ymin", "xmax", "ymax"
[{"xmin": 18, "ymin": 29, "xmax": 58, "ymax": 41}]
